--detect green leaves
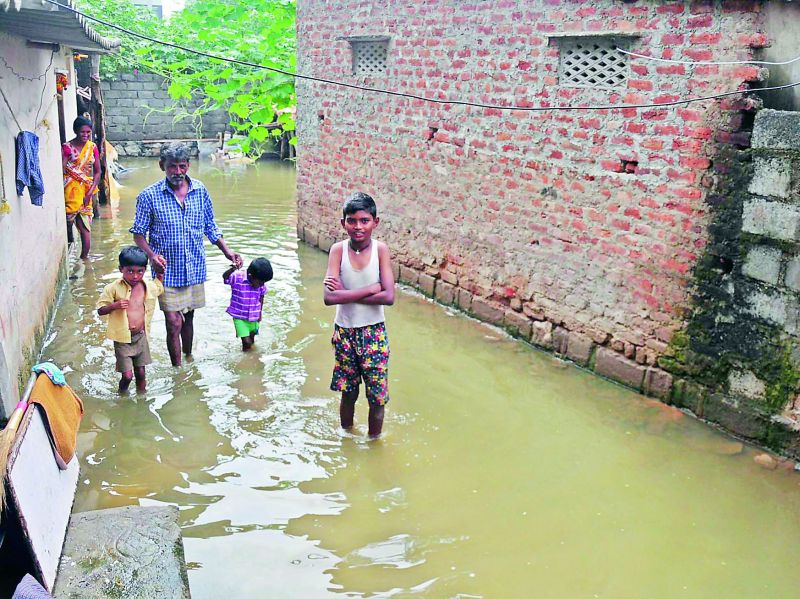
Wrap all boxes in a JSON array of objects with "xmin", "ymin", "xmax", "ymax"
[
  {"xmin": 167, "ymin": 81, "xmax": 192, "ymax": 100},
  {"xmin": 77, "ymin": 0, "xmax": 297, "ymax": 159}
]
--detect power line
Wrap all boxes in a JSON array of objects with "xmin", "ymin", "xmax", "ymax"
[
  {"xmin": 45, "ymin": 0, "xmax": 800, "ymax": 113},
  {"xmin": 0, "ymin": 53, "xmax": 52, "ymax": 81},
  {"xmin": 33, "ymin": 51, "xmax": 56, "ymax": 128},
  {"xmin": 618, "ymin": 48, "xmax": 800, "ymax": 67}
]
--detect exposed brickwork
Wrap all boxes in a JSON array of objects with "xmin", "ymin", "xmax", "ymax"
[
  {"xmin": 296, "ymin": 0, "xmax": 763, "ymax": 366},
  {"xmin": 291, "ymin": 1, "xmax": 800, "ymax": 453}
]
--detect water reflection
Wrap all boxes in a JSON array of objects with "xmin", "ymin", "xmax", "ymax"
[{"xmin": 39, "ymin": 159, "xmax": 800, "ymax": 598}]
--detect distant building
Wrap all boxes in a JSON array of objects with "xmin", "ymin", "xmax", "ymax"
[{"xmin": 132, "ymin": 0, "xmax": 163, "ymax": 19}]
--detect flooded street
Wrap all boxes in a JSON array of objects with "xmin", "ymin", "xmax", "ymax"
[{"xmin": 42, "ymin": 159, "xmax": 800, "ymax": 597}]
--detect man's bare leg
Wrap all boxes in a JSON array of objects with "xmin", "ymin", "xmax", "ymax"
[
  {"xmin": 340, "ymin": 388, "xmax": 358, "ymax": 430},
  {"xmin": 165, "ymin": 311, "xmax": 184, "ymax": 366},
  {"xmin": 181, "ymin": 310, "xmax": 195, "ymax": 356}
]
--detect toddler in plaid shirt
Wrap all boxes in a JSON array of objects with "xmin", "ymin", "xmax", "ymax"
[{"xmin": 223, "ymin": 257, "xmax": 273, "ymax": 351}]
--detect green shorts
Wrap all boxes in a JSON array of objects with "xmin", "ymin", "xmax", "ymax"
[{"xmin": 233, "ymin": 318, "xmax": 259, "ymax": 338}]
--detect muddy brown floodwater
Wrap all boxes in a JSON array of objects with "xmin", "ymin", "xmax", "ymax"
[{"xmin": 42, "ymin": 159, "xmax": 800, "ymax": 597}]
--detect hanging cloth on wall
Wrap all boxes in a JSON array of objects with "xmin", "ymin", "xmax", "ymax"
[
  {"xmin": 15, "ymin": 131, "xmax": 44, "ymax": 206},
  {"xmin": 28, "ymin": 373, "xmax": 84, "ymax": 469}
]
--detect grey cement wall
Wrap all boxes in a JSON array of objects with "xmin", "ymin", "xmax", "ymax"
[
  {"xmin": 741, "ymin": 110, "xmax": 800, "ymax": 342},
  {"xmin": 101, "ymin": 72, "xmax": 228, "ymax": 156},
  {"xmin": 656, "ymin": 108, "xmax": 800, "ymax": 457}
]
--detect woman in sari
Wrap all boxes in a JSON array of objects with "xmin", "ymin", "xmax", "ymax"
[{"xmin": 62, "ymin": 117, "xmax": 100, "ymax": 259}]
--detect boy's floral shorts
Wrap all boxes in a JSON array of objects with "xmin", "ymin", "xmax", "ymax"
[{"xmin": 330, "ymin": 322, "xmax": 390, "ymax": 406}]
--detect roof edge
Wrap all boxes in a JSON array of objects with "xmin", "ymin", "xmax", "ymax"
[{"xmin": 53, "ymin": 0, "xmax": 121, "ymax": 51}]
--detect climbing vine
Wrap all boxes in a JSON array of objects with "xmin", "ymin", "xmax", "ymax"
[{"xmin": 76, "ymin": 0, "xmax": 296, "ymax": 157}]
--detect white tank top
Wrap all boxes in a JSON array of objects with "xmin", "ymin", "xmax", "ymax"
[{"xmin": 335, "ymin": 241, "xmax": 385, "ymax": 328}]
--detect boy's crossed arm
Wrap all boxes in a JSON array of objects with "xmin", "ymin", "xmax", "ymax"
[
  {"xmin": 355, "ymin": 243, "xmax": 394, "ymax": 306},
  {"xmin": 323, "ymin": 242, "xmax": 395, "ymax": 306}
]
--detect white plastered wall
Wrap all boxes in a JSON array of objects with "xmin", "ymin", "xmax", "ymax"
[{"xmin": 0, "ymin": 32, "xmax": 76, "ymax": 416}]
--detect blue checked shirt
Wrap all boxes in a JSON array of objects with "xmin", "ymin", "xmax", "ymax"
[{"xmin": 130, "ymin": 176, "xmax": 223, "ymax": 288}]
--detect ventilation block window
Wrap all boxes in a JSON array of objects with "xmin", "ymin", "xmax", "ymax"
[
  {"xmin": 348, "ymin": 36, "xmax": 390, "ymax": 76},
  {"xmin": 558, "ymin": 37, "xmax": 628, "ymax": 89}
]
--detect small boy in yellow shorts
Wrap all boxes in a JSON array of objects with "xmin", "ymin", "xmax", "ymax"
[{"xmin": 97, "ymin": 246, "xmax": 164, "ymax": 392}]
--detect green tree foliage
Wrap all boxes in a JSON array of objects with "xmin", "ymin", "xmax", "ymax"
[{"xmin": 77, "ymin": 0, "xmax": 296, "ymax": 157}]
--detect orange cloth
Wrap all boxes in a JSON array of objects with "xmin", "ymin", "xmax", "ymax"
[{"xmin": 28, "ymin": 373, "xmax": 84, "ymax": 467}]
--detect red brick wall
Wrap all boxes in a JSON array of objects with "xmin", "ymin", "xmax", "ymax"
[{"xmin": 296, "ymin": 0, "xmax": 765, "ymax": 364}]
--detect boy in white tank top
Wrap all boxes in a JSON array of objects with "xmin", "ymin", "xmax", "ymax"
[{"xmin": 323, "ymin": 192, "xmax": 395, "ymax": 438}]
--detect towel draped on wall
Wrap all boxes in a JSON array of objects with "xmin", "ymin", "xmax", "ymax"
[{"xmin": 15, "ymin": 131, "xmax": 45, "ymax": 206}]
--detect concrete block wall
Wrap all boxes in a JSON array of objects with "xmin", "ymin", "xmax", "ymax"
[
  {"xmin": 101, "ymin": 72, "xmax": 228, "ymax": 155},
  {"xmin": 740, "ymin": 110, "xmax": 800, "ymax": 342},
  {"xmin": 644, "ymin": 108, "xmax": 800, "ymax": 455},
  {"xmin": 296, "ymin": 0, "xmax": 766, "ymax": 395}
]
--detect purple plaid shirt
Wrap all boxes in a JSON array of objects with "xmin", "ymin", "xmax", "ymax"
[{"xmin": 224, "ymin": 270, "xmax": 266, "ymax": 322}]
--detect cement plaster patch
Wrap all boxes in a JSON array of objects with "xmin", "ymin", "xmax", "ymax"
[
  {"xmin": 752, "ymin": 109, "xmax": 800, "ymax": 150},
  {"xmin": 728, "ymin": 369, "xmax": 767, "ymax": 400},
  {"xmin": 742, "ymin": 198, "xmax": 800, "ymax": 242},
  {"xmin": 785, "ymin": 255, "xmax": 800, "ymax": 292},
  {"xmin": 742, "ymin": 245, "xmax": 783, "ymax": 284},
  {"xmin": 746, "ymin": 290, "xmax": 788, "ymax": 325},
  {"xmin": 748, "ymin": 156, "xmax": 791, "ymax": 198}
]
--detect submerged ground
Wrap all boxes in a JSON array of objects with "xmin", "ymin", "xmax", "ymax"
[{"xmin": 42, "ymin": 159, "xmax": 800, "ymax": 597}]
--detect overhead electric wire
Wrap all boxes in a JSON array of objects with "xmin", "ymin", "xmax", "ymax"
[
  {"xmin": 618, "ymin": 48, "xmax": 800, "ymax": 67},
  {"xmin": 48, "ymin": 0, "xmax": 800, "ymax": 113}
]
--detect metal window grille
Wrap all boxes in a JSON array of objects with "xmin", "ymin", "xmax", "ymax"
[
  {"xmin": 351, "ymin": 40, "xmax": 388, "ymax": 76},
  {"xmin": 558, "ymin": 38, "xmax": 628, "ymax": 89}
]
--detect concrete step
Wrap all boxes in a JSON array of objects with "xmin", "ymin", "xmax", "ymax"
[{"xmin": 54, "ymin": 505, "xmax": 190, "ymax": 598}]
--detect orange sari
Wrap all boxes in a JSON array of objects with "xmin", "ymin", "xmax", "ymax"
[{"xmin": 63, "ymin": 140, "xmax": 96, "ymax": 229}]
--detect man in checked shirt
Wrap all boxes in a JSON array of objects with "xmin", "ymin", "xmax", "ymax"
[{"xmin": 131, "ymin": 142, "xmax": 243, "ymax": 366}]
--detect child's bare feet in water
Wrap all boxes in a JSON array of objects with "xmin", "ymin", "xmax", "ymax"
[
  {"xmin": 135, "ymin": 366, "xmax": 146, "ymax": 393},
  {"xmin": 119, "ymin": 371, "xmax": 133, "ymax": 393}
]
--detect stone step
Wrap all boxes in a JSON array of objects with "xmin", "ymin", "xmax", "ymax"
[{"xmin": 54, "ymin": 505, "xmax": 190, "ymax": 598}]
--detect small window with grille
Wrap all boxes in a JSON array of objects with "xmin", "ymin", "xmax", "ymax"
[
  {"xmin": 347, "ymin": 36, "xmax": 390, "ymax": 76},
  {"xmin": 557, "ymin": 37, "xmax": 628, "ymax": 89}
]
